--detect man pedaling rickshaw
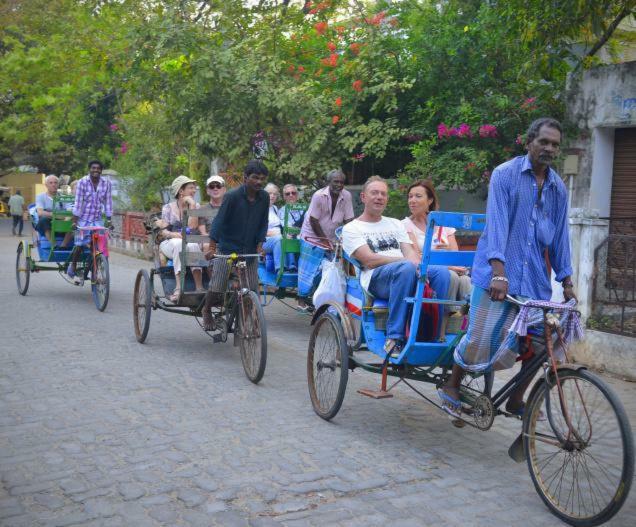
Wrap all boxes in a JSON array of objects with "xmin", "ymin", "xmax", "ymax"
[{"xmin": 202, "ymin": 160, "xmax": 270, "ymax": 331}]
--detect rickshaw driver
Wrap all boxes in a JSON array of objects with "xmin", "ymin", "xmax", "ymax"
[
  {"xmin": 67, "ymin": 160, "xmax": 112, "ymax": 282},
  {"xmin": 342, "ymin": 176, "xmax": 421, "ymax": 356},
  {"xmin": 438, "ymin": 118, "xmax": 577, "ymax": 419},
  {"xmin": 202, "ymin": 160, "xmax": 270, "ymax": 331}
]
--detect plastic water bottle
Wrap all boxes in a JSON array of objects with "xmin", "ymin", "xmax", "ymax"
[{"xmin": 185, "ymin": 227, "xmax": 191, "ymax": 235}]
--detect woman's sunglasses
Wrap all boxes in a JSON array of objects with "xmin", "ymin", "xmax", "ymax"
[{"xmin": 208, "ymin": 183, "xmax": 223, "ymax": 190}]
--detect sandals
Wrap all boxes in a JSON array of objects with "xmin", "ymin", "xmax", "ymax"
[
  {"xmin": 167, "ymin": 290, "xmax": 181, "ymax": 303},
  {"xmin": 202, "ymin": 310, "xmax": 214, "ymax": 332},
  {"xmin": 437, "ymin": 388, "xmax": 462, "ymax": 419},
  {"xmin": 383, "ymin": 338, "xmax": 403, "ymax": 358}
]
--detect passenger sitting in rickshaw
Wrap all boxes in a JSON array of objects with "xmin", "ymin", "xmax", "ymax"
[
  {"xmin": 262, "ymin": 183, "xmax": 297, "ymax": 273},
  {"xmin": 35, "ymin": 175, "xmax": 71, "ymax": 247},
  {"xmin": 159, "ymin": 175, "xmax": 205, "ymax": 302},
  {"xmin": 342, "ymin": 176, "xmax": 450, "ymax": 355}
]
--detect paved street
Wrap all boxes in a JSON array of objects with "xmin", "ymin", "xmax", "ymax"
[{"xmin": 1, "ymin": 218, "xmax": 634, "ymax": 527}]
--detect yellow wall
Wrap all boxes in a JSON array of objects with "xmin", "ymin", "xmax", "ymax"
[{"xmin": 0, "ymin": 173, "xmax": 45, "ymax": 204}]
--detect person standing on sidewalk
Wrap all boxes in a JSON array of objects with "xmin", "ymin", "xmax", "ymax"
[
  {"xmin": 67, "ymin": 160, "xmax": 112, "ymax": 281},
  {"xmin": 9, "ymin": 190, "xmax": 25, "ymax": 236}
]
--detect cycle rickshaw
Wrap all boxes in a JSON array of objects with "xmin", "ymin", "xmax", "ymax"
[
  {"xmin": 258, "ymin": 203, "xmax": 308, "ymax": 306},
  {"xmin": 16, "ymin": 194, "xmax": 110, "ymax": 311},
  {"xmin": 132, "ymin": 207, "xmax": 267, "ymax": 384},
  {"xmin": 307, "ymin": 211, "xmax": 633, "ymax": 527}
]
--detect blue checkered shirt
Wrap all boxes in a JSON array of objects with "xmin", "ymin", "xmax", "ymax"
[{"xmin": 471, "ymin": 155, "xmax": 573, "ymax": 301}]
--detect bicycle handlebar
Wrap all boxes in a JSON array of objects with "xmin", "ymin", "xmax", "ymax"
[{"xmin": 212, "ymin": 253, "xmax": 260, "ymax": 259}]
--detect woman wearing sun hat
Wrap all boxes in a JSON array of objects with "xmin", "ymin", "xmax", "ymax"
[{"xmin": 159, "ymin": 175, "xmax": 205, "ymax": 302}]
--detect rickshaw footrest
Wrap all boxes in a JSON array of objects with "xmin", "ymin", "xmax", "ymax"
[{"xmin": 357, "ymin": 388, "xmax": 393, "ymax": 399}]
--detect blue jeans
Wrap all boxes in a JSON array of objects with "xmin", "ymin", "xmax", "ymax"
[
  {"xmin": 427, "ymin": 265, "xmax": 452, "ymax": 334},
  {"xmin": 263, "ymin": 235, "xmax": 297, "ymax": 272},
  {"xmin": 368, "ymin": 261, "xmax": 418, "ymax": 340}
]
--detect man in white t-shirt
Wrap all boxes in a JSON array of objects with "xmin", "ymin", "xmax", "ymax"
[{"xmin": 342, "ymin": 176, "xmax": 420, "ymax": 354}]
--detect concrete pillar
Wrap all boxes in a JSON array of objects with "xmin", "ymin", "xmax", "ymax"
[{"xmin": 569, "ymin": 209, "xmax": 609, "ymax": 322}]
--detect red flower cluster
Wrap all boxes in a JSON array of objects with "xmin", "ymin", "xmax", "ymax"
[
  {"xmin": 464, "ymin": 162, "xmax": 476, "ymax": 171},
  {"xmin": 327, "ymin": 42, "xmax": 337, "ymax": 52},
  {"xmin": 314, "ymin": 21, "xmax": 328, "ymax": 35},
  {"xmin": 321, "ymin": 53, "xmax": 338, "ymax": 67},
  {"xmin": 332, "ymin": 115, "xmax": 340, "ymax": 125},
  {"xmin": 349, "ymin": 42, "xmax": 361, "ymax": 55},
  {"xmin": 352, "ymin": 153, "xmax": 366, "ymax": 160},
  {"xmin": 366, "ymin": 11, "xmax": 386, "ymax": 26},
  {"xmin": 352, "ymin": 79, "xmax": 363, "ymax": 92},
  {"xmin": 335, "ymin": 96, "xmax": 342, "ymax": 107}
]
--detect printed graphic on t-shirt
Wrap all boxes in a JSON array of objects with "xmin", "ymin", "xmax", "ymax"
[{"xmin": 365, "ymin": 232, "xmax": 400, "ymax": 253}]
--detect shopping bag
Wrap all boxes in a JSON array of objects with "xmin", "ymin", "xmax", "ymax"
[{"xmin": 312, "ymin": 258, "xmax": 346, "ymax": 309}]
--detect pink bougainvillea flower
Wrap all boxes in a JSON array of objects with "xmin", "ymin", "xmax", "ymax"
[
  {"xmin": 109, "ymin": 123, "xmax": 118, "ymax": 132},
  {"xmin": 309, "ymin": 8, "xmax": 318, "ymax": 14},
  {"xmin": 456, "ymin": 123, "xmax": 472, "ymax": 138},
  {"xmin": 448, "ymin": 128, "xmax": 459, "ymax": 137},
  {"xmin": 327, "ymin": 42, "xmax": 337, "ymax": 52},
  {"xmin": 314, "ymin": 21, "xmax": 328, "ymax": 35},
  {"xmin": 522, "ymin": 97, "xmax": 536, "ymax": 107},
  {"xmin": 332, "ymin": 115, "xmax": 340, "ymax": 124},
  {"xmin": 352, "ymin": 79, "xmax": 363, "ymax": 92},
  {"xmin": 437, "ymin": 123, "xmax": 450, "ymax": 139},
  {"xmin": 353, "ymin": 153, "xmax": 366, "ymax": 160},
  {"xmin": 335, "ymin": 96, "xmax": 342, "ymax": 107},
  {"xmin": 478, "ymin": 124, "xmax": 498, "ymax": 138},
  {"xmin": 120, "ymin": 142, "xmax": 128, "ymax": 154},
  {"xmin": 349, "ymin": 42, "xmax": 361, "ymax": 55}
]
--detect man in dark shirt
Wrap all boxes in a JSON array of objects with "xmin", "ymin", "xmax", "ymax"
[
  {"xmin": 209, "ymin": 160, "xmax": 269, "ymax": 255},
  {"xmin": 202, "ymin": 160, "xmax": 269, "ymax": 331}
]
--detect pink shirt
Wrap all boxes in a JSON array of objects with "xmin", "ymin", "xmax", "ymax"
[{"xmin": 300, "ymin": 186, "xmax": 355, "ymax": 245}]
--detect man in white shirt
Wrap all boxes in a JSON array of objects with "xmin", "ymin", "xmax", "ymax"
[{"xmin": 342, "ymin": 176, "xmax": 420, "ymax": 354}]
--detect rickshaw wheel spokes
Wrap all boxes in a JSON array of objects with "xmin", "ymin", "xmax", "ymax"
[
  {"xmin": 16, "ymin": 243, "xmax": 30, "ymax": 296},
  {"xmin": 238, "ymin": 290, "xmax": 267, "ymax": 384},
  {"xmin": 307, "ymin": 311, "xmax": 349, "ymax": 421},
  {"xmin": 91, "ymin": 253, "xmax": 109, "ymax": 311},
  {"xmin": 133, "ymin": 269, "xmax": 152, "ymax": 343},
  {"xmin": 524, "ymin": 369, "xmax": 634, "ymax": 526}
]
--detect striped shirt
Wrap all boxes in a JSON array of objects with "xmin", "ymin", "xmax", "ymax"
[
  {"xmin": 471, "ymin": 155, "xmax": 572, "ymax": 301},
  {"xmin": 72, "ymin": 175, "xmax": 112, "ymax": 222}
]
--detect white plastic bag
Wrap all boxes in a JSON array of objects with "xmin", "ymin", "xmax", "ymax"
[{"xmin": 313, "ymin": 258, "xmax": 346, "ymax": 309}]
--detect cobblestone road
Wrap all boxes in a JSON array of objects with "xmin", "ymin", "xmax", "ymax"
[{"xmin": 1, "ymin": 219, "xmax": 634, "ymax": 526}]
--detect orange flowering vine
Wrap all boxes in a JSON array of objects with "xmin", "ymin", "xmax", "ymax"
[
  {"xmin": 335, "ymin": 96, "xmax": 342, "ymax": 107},
  {"xmin": 349, "ymin": 42, "xmax": 361, "ymax": 55},
  {"xmin": 332, "ymin": 115, "xmax": 340, "ymax": 125},
  {"xmin": 327, "ymin": 42, "xmax": 337, "ymax": 52},
  {"xmin": 352, "ymin": 79, "xmax": 363, "ymax": 92}
]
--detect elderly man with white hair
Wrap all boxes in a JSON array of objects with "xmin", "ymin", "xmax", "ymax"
[
  {"xmin": 35, "ymin": 175, "xmax": 66, "ymax": 244},
  {"xmin": 263, "ymin": 183, "xmax": 297, "ymax": 273}
]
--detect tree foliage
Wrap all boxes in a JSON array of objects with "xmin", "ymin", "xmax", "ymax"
[{"xmin": 1, "ymin": 0, "xmax": 633, "ymax": 208}]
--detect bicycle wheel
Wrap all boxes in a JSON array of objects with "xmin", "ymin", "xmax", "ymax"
[
  {"xmin": 16, "ymin": 242, "xmax": 30, "ymax": 296},
  {"xmin": 307, "ymin": 311, "xmax": 349, "ymax": 421},
  {"xmin": 524, "ymin": 369, "xmax": 634, "ymax": 526},
  {"xmin": 91, "ymin": 253, "xmax": 110, "ymax": 311},
  {"xmin": 237, "ymin": 290, "xmax": 267, "ymax": 384},
  {"xmin": 133, "ymin": 269, "xmax": 152, "ymax": 343}
]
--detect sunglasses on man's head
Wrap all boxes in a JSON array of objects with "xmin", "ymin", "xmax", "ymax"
[
  {"xmin": 208, "ymin": 183, "xmax": 223, "ymax": 189},
  {"xmin": 284, "ymin": 191, "xmax": 297, "ymax": 196}
]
